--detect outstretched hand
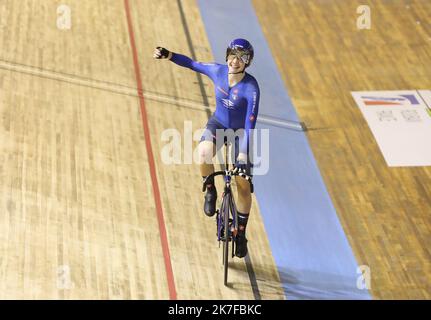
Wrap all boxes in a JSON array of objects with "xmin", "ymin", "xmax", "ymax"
[{"xmin": 153, "ymin": 47, "xmax": 172, "ymax": 59}]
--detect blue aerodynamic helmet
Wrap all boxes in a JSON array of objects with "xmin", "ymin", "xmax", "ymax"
[{"xmin": 226, "ymin": 38, "xmax": 254, "ymax": 67}]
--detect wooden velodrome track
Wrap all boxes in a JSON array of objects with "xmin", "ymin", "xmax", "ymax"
[
  {"xmin": 255, "ymin": 0, "xmax": 431, "ymax": 299},
  {"xmin": 0, "ymin": 0, "xmax": 429, "ymax": 299}
]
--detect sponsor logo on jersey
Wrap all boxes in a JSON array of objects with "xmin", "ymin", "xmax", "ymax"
[
  {"xmin": 252, "ymin": 91, "xmax": 257, "ymax": 113},
  {"xmin": 232, "ymin": 89, "xmax": 239, "ymax": 101},
  {"xmin": 222, "ymin": 99, "xmax": 235, "ymax": 109}
]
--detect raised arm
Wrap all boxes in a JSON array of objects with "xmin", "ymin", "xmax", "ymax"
[{"xmin": 153, "ymin": 47, "xmax": 219, "ymax": 80}]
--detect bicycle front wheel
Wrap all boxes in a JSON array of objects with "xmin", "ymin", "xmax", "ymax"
[{"xmin": 223, "ymin": 193, "xmax": 230, "ymax": 286}]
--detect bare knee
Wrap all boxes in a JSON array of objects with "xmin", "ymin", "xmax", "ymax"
[{"xmin": 198, "ymin": 141, "xmax": 215, "ymax": 165}]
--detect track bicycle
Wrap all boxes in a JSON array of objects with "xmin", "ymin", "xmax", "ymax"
[{"xmin": 202, "ymin": 143, "xmax": 253, "ymax": 286}]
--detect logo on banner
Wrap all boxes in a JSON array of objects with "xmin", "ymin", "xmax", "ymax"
[
  {"xmin": 351, "ymin": 90, "xmax": 431, "ymax": 167},
  {"xmin": 360, "ymin": 94, "xmax": 420, "ymax": 106}
]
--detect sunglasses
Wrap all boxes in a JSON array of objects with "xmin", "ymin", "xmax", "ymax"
[{"xmin": 227, "ymin": 50, "xmax": 251, "ymax": 64}]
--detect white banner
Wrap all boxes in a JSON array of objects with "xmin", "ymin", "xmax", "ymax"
[{"xmin": 351, "ymin": 90, "xmax": 431, "ymax": 167}]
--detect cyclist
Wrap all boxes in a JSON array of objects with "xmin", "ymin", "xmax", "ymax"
[{"xmin": 153, "ymin": 39, "xmax": 260, "ymax": 258}]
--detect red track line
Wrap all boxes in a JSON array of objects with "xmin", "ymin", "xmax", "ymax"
[{"xmin": 123, "ymin": 0, "xmax": 177, "ymax": 300}]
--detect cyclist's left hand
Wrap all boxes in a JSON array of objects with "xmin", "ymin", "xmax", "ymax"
[{"xmin": 234, "ymin": 153, "xmax": 248, "ymax": 174}]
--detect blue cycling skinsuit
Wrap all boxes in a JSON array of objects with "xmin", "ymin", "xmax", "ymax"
[{"xmin": 170, "ymin": 53, "xmax": 260, "ymax": 168}]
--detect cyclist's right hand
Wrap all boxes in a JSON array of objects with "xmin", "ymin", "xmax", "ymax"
[{"xmin": 153, "ymin": 47, "xmax": 171, "ymax": 59}]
